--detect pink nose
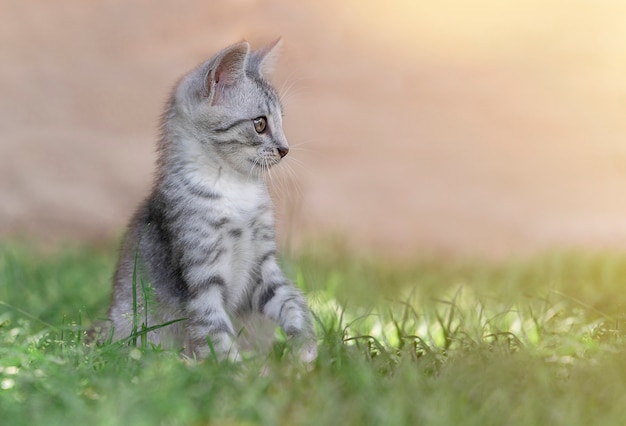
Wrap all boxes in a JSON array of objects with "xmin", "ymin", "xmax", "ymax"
[{"xmin": 277, "ymin": 146, "xmax": 289, "ymax": 158}]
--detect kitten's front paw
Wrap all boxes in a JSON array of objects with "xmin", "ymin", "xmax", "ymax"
[
  {"xmin": 226, "ymin": 348, "xmax": 243, "ymax": 363},
  {"xmin": 298, "ymin": 339, "xmax": 318, "ymax": 364}
]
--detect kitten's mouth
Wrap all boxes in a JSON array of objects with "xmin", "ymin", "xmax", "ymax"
[
  {"xmin": 249, "ymin": 146, "xmax": 288, "ymax": 171},
  {"xmin": 250, "ymin": 154, "xmax": 282, "ymax": 170}
]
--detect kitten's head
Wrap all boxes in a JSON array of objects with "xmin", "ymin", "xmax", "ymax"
[{"xmin": 169, "ymin": 40, "xmax": 289, "ymax": 177}]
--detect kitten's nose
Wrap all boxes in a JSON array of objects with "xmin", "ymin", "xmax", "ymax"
[{"xmin": 277, "ymin": 146, "xmax": 289, "ymax": 158}]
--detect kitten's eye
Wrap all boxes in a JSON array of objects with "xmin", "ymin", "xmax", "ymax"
[{"xmin": 253, "ymin": 117, "xmax": 267, "ymax": 134}]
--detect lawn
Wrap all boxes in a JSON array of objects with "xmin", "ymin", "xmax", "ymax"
[{"xmin": 1, "ymin": 240, "xmax": 626, "ymax": 425}]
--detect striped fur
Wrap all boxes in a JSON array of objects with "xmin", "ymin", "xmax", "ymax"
[{"xmin": 107, "ymin": 40, "xmax": 316, "ymax": 362}]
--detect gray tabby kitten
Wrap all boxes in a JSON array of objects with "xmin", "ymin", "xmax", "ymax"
[{"xmin": 107, "ymin": 40, "xmax": 317, "ymax": 362}]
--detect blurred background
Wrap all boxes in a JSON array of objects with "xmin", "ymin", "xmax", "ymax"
[{"xmin": 2, "ymin": 0, "xmax": 626, "ymax": 259}]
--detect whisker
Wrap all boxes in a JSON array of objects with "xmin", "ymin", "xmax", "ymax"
[
  {"xmin": 278, "ymin": 163, "xmax": 292, "ymax": 198},
  {"xmin": 265, "ymin": 158, "xmax": 274, "ymax": 191},
  {"xmin": 285, "ymin": 156, "xmax": 314, "ymax": 176},
  {"xmin": 279, "ymin": 162, "xmax": 302, "ymax": 199},
  {"xmin": 288, "ymin": 145, "xmax": 317, "ymax": 154},
  {"xmin": 247, "ymin": 156, "xmax": 262, "ymax": 184}
]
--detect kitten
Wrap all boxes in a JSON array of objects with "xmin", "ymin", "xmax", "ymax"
[{"xmin": 106, "ymin": 40, "xmax": 317, "ymax": 362}]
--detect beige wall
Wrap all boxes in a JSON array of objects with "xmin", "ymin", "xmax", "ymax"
[{"xmin": 2, "ymin": 0, "xmax": 626, "ymax": 258}]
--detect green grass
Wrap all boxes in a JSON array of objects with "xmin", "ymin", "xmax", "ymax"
[{"xmin": 1, "ymin": 240, "xmax": 626, "ymax": 425}]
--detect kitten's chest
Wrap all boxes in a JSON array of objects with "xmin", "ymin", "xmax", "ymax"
[
  {"xmin": 213, "ymin": 181, "xmax": 273, "ymax": 271},
  {"xmin": 216, "ymin": 186, "xmax": 274, "ymax": 308},
  {"xmin": 216, "ymin": 180, "xmax": 271, "ymax": 226}
]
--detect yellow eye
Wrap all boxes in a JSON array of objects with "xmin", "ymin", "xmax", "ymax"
[{"xmin": 253, "ymin": 117, "xmax": 267, "ymax": 134}]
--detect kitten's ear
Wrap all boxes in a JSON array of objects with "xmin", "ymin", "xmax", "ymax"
[
  {"xmin": 247, "ymin": 38, "xmax": 283, "ymax": 76},
  {"xmin": 205, "ymin": 41, "xmax": 250, "ymax": 103}
]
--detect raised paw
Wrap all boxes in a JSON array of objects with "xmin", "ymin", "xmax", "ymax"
[{"xmin": 298, "ymin": 339, "xmax": 318, "ymax": 364}]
